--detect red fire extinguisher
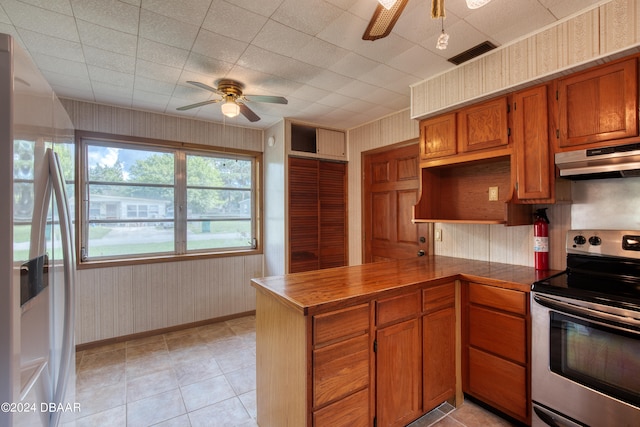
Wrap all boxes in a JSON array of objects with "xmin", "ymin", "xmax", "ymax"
[{"xmin": 533, "ymin": 208, "xmax": 550, "ymax": 270}]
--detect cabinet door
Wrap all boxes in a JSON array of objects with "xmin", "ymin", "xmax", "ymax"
[
  {"xmin": 457, "ymin": 97, "xmax": 508, "ymax": 153},
  {"xmin": 513, "ymin": 85, "xmax": 552, "ymax": 200},
  {"xmin": 557, "ymin": 58, "xmax": 638, "ymax": 147},
  {"xmin": 289, "ymin": 157, "xmax": 319, "ymax": 272},
  {"xmin": 420, "ymin": 113, "xmax": 457, "ymax": 159},
  {"xmin": 376, "ymin": 318, "xmax": 422, "ymax": 427},
  {"xmin": 318, "ymin": 161, "xmax": 347, "ymax": 269},
  {"xmin": 423, "ymin": 307, "xmax": 455, "ymax": 412},
  {"xmin": 317, "ymin": 128, "xmax": 346, "ymax": 159}
]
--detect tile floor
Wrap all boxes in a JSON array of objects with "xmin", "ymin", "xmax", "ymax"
[{"xmin": 69, "ymin": 315, "xmax": 516, "ymax": 427}]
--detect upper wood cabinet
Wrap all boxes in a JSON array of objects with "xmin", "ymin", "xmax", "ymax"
[
  {"xmin": 419, "ymin": 112, "xmax": 456, "ymax": 159},
  {"xmin": 556, "ymin": 58, "xmax": 638, "ymax": 149},
  {"xmin": 512, "ymin": 85, "xmax": 552, "ymax": 201},
  {"xmin": 457, "ymin": 97, "xmax": 509, "ymax": 153}
]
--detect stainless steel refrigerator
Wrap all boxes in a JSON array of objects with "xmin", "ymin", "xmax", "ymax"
[{"xmin": 0, "ymin": 33, "xmax": 76, "ymax": 427}]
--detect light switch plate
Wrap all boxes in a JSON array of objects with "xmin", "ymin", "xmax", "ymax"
[{"xmin": 488, "ymin": 186, "xmax": 499, "ymax": 201}]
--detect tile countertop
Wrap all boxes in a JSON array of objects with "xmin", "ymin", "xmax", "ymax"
[{"xmin": 251, "ymin": 255, "xmax": 562, "ymax": 316}]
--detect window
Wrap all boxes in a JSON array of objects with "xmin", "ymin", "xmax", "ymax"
[{"xmin": 78, "ymin": 132, "xmax": 260, "ymax": 264}]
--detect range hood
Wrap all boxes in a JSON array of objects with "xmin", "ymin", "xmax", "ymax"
[{"xmin": 555, "ymin": 142, "xmax": 640, "ymax": 179}]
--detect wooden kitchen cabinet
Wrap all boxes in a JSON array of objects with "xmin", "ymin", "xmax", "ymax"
[
  {"xmin": 556, "ymin": 57, "xmax": 638, "ymax": 149},
  {"xmin": 457, "ymin": 97, "xmax": 509, "ymax": 153},
  {"xmin": 376, "ymin": 291, "xmax": 422, "ymax": 427},
  {"xmin": 512, "ymin": 84, "xmax": 553, "ymax": 202},
  {"xmin": 419, "ymin": 112, "xmax": 457, "ymax": 159},
  {"xmin": 288, "ymin": 157, "xmax": 347, "ymax": 273},
  {"xmin": 422, "ymin": 282, "xmax": 456, "ymax": 412},
  {"xmin": 462, "ymin": 282, "xmax": 530, "ymax": 424}
]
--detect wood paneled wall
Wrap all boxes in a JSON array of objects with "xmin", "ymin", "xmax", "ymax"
[{"xmin": 61, "ymin": 99, "xmax": 264, "ymax": 345}]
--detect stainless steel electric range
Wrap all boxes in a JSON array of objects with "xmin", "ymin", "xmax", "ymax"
[{"xmin": 531, "ymin": 230, "xmax": 640, "ymax": 427}]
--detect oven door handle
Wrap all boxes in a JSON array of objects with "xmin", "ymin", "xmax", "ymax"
[
  {"xmin": 533, "ymin": 405, "xmax": 586, "ymax": 427},
  {"xmin": 533, "ymin": 294, "xmax": 640, "ymax": 332}
]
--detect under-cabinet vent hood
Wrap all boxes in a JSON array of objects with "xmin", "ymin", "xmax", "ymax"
[{"xmin": 555, "ymin": 142, "xmax": 640, "ymax": 179}]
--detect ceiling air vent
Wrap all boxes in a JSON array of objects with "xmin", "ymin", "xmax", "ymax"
[{"xmin": 448, "ymin": 41, "xmax": 498, "ymax": 65}]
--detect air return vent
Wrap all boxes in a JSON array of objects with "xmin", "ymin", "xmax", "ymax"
[{"xmin": 448, "ymin": 41, "xmax": 498, "ymax": 65}]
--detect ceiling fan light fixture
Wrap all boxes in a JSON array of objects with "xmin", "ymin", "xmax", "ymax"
[
  {"xmin": 465, "ymin": 0, "xmax": 492, "ymax": 9},
  {"xmin": 378, "ymin": 0, "xmax": 396, "ymax": 10},
  {"xmin": 221, "ymin": 99, "xmax": 240, "ymax": 118}
]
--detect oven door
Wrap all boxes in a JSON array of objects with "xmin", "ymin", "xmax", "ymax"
[{"xmin": 531, "ymin": 292, "xmax": 640, "ymax": 427}]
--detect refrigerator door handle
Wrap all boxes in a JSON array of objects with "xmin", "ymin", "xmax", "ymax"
[{"xmin": 47, "ymin": 149, "xmax": 75, "ymax": 427}]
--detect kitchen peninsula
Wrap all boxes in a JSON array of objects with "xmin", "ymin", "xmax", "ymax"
[{"xmin": 251, "ymin": 256, "xmax": 558, "ymax": 427}]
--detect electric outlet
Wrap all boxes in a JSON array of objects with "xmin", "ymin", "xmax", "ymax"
[
  {"xmin": 435, "ymin": 228, "xmax": 442, "ymax": 241},
  {"xmin": 488, "ymin": 186, "xmax": 499, "ymax": 201}
]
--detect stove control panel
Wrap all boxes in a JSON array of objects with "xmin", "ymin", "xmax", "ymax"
[{"xmin": 567, "ymin": 230, "xmax": 640, "ymax": 259}]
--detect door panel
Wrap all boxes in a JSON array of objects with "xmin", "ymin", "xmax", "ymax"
[{"xmin": 364, "ymin": 143, "xmax": 431, "ymax": 262}]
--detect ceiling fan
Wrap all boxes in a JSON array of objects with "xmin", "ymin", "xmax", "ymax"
[
  {"xmin": 362, "ymin": 0, "xmax": 493, "ymax": 41},
  {"xmin": 176, "ymin": 79, "xmax": 288, "ymax": 122}
]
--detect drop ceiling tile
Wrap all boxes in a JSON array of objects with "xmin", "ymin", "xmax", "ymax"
[
  {"xmin": 31, "ymin": 52, "xmax": 87, "ymax": 78},
  {"xmin": 132, "ymin": 89, "xmax": 171, "ymax": 109},
  {"xmin": 357, "ymin": 34, "xmax": 416, "ymax": 64},
  {"xmin": 223, "ymin": 0, "xmax": 283, "ymax": 18},
  {"xmin": 92, "ymin": 89, "xmax": 134, "ymax": 106},
  {"xmin": 135, "ymin": 58, "xmax": 182, "ymax": 83},
  {"xmin": 0, "ymin": 5, "xmax": 10, "ymax": 23},
  {"xmin": 251, "ymin": 20, "xmax": 313, "ymax": 58},
  {"xmin": 272, "ymin": 0, "xmax": 344, "ymax": 35},
  {"xmin": 134, "ymin": 75, "xmax": 178, "ymax": 95},
  {"xmin": 201, "ymin": 1, "xmax": 266, "ymax": 43},
  {"xmin": 325, "ymin": 0, "xmax": 360, "ymax": 11},
  {"xmin": 292, "ymin": 37, "xmax": 350, "ymax": 68},
  {"xmin": 137, "ymin": 38, "xmax": 190, "ymax": 69},
  {"xmin": 16, "ymin": 28, "xmax": 84, "ymax": 62},
  {"xmin": 69, "ymin": 0, "xmax": 139, "ymax": 34},
  {"xmin": 316, "ymin": 91, "xmax": 358, "ymax": 109},
  {"xmin": 84, "ymin": 46, "xmax": 136, "ymax": 74},
  {"xmin": 3, "ymin": 0, "xmax": 79, "ymax": 41},
  {"xmin": 288, "ymin": 85, "xmax": 331, "ymax": 103},
  {"xmin": 42, "ymin": 69, "xmax": 92, "ymax": 91},
  {"xmin": 236, "ymin": 45, "xmax": 322, "ymax": 84},
  {"xmin": 191, "ymin": 29, "xmax": 248, "ymax": 64},
  {"xmin": 18, "ymin": 0, "xmax": 73, "ymax": 15},
  {"xmin": 88, "ymin": 66, "xmax": 134, "ymax": 89},
  {"xmin": 316, "ymin": 11, "xmax": 367, "ymax": 51},
  {"xmin": 390, "ymin": 45, "xmax": 450, "ymax": 80},
  {"xmin": 76, "ymin": 19, "xmax": 138, "ymax": 57},
  {"xmin": 305, "ymin": 69, "xmax": 353, "ymax": 92},
  {"xmin": 52, "ymin": 85, "xmax": 94, "ymax": 101},
  {"xmin": 337, "ymin": 78, "xmax": 377, "ymax": 98},
  {"xmin": 141, "ymin": 0, "xmax": 211, "ymax": 26},
  {"xmin": 329, "ymin": 52, "xmax": 379, "ymax": 79},
  {"xmin": 139, "ymin": 9, "xmax": 200, "ymax": 50},
  {"xmin": 182, "ymin": 52, "xmax": 234, "ymax": 78}
]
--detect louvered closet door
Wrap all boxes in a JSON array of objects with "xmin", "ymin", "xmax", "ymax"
[
  {"xmin": 288, "ymin": 157, "xmax": 347, "ymax": 273},
  {"xmin": 319, "ymin": 161, "xmax": 347, "ymax": 269},
  {"xmin": 289, "ymin": 157, "xmax": 320, "ymax": 273}
]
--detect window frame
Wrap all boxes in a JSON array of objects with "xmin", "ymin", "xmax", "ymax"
[{"xmin": 76, "ymin": 131, "xmax": 262, "ymax": 268}]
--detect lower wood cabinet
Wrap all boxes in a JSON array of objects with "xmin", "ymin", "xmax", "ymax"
[
  {"xmin": 462, "ymin": 282, "xmax": 530, "ymax": 424},
  {"xmin": 256, "ymin": 279, "xmax": 528, "ymax": 427}
]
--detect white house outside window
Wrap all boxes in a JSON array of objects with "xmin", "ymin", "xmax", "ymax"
[{"xmin": 78, "ymin": 132, "xmax": 260, "ymax": 264}]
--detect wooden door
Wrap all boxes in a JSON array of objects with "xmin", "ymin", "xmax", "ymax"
[
  {"xmin": 376, "ymin": 318, "xmax": 422, "ymax": 427},
  {"xmin": 289, "ymin": 157, "xmax": 320, "ymax": 272},
  {"xmin": 363, "ymin": 143, "xmax": 430, "ymax": 263}
]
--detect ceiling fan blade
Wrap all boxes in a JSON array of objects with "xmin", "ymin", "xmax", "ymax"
[
  {"xmin": 243, "ymin": 95, "xmax": 288, "ymax": 104},
  {"xmin": 186, "ymin": 81, "xmax": 224, "ymax": 95},
  {"xmin": 362, "ymin": 0, "xmax": 410, "ymax": 41},
  {"xmin": 176, "ymin": 99, "xmax": 220, "ymax": 111},
  {"xmin": 238, "ymin": 103, "xmax": 260, "ymax": 122}
]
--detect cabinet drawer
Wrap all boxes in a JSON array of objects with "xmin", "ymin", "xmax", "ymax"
[
  {"xmin": 313, "ymin": 303, "xmax": 369, "ymax": 346},
  {"xmin": 423, "ymin": 282, "xmax": 455, "ymax": 312},
  {"xmin": 467, "ymin": 347, "xmax": 527, "ymax": 421},
  {"xmin": 376, "ymin": 291, "xmax": 421, "ymax": 326},
  {"xmin": 313, "ymin": 334, "xmax": 369, "ymax": 408},
  {"xmin": 469, "ymin": 305, "xmax": 526, "ymax": 363},
  {"xmin": 468, "ymin": 282, "xmax": 526, "ymax": 315},
  {"xmin": 313, "ymin": 388, "xmax": 369, "ymax": 427}
]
